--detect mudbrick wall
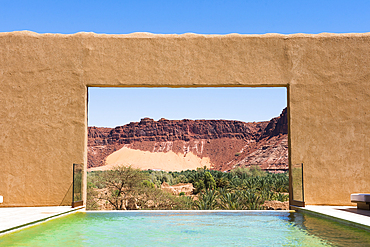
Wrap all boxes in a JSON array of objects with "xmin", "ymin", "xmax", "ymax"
[
  {"xmin": 88, "ymin": 108, "xmax": 288, "ymax": 172},
  {"xmin": 1, "ymin": 32, "xmax": 370, "ymax": 206}
]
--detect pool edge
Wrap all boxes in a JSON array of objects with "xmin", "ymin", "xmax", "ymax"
[
  {"xmin": 84, "ymin": 209, "xmax": 296, "ymax": 213},
  {"xmin": 0, "ymin": 206, "xmax": 85, "ymax": 236},
  {"xmin": 292, "ymin": 206, "xmax": 370, "ymax": 232}
]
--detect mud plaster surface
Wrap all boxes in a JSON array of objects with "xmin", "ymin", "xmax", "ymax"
[{"xmin": 1, "ymin": 31, "xmax": 370, "ymax": 206}]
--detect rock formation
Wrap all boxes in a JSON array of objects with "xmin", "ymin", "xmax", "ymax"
[
  {"xmin": 161, "ymin": 182, "xmax": 194, "ymax": 196},
  {"xmin": 88, "ymin": 108, "xmax": 288, "ymax": 172}
]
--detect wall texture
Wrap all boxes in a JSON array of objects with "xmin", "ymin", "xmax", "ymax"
[{"xmin": 0, "ymin": 31, "xmax": 369, "ymax": 206}]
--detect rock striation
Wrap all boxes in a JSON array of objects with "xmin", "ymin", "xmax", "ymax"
[
  {"xmin": 90, "ymin": 118, "xmax": 266, "ymax": 145},
  {"xmin": 88, "ymin": 108, "xmax": 288, "ymax": 172}
]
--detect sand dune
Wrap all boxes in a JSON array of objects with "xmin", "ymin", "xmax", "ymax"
[{"xmin": 88, "ymin": 147, "xmax": 213, "ymax": 172}]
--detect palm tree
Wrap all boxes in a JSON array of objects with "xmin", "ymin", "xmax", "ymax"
[{"xmin": 195, "ymin": 190, "xmax": 218, "ymax": 210}]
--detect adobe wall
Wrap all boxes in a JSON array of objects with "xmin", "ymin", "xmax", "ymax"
[{"xmin": 0, "ymin": 31, "xmax": 369, "ymax": 206}]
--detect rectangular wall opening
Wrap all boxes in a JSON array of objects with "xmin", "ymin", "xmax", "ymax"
[{"xmin": 86, "ymin": 87, "xmax": 295, "ymax": 210}]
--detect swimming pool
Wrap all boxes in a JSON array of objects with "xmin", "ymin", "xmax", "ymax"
[{"xmin": 1, "ymin": 211, "xmax": 369, "ymax": 246}]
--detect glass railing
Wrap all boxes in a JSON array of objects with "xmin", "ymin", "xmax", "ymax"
[
  {"xmin": 72, "ymin": 163, "xmax": 83, "ymax": 207},
  {"xmin": 291, "ymin": 163, "xmax": 304, "ymax": 205}
]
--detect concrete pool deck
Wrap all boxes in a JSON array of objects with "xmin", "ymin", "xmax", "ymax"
[
  {"xmin": 0, "ymin": 206, "xmax": 84, "ymax": 235},
  {"xmin": 292, "ymin": 205, "xmax": 370, "ymax": 231}
]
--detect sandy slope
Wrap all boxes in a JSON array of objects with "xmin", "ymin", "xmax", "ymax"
[{"xmin": 87, "ymin": 147, "xmax": 212, "ymax": 172}]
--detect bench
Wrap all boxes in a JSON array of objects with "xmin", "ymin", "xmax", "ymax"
[{"xmin": 351, "ymin": 193, "xmax": 370, "ymax": 210}]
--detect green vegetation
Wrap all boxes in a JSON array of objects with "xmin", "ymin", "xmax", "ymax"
[
  {"xmin": 87, "ymin": 165, "xmax": 289, "ymax": 210},
  {"xmin": 87, "ymin": 166, "xmax": 193, "ymax": 210}
]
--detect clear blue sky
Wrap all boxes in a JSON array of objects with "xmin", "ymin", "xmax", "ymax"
[
  {"xmin": 1, "ymin": 1, "xmax": 369, "ymax": 34},
  {"xmin": 88, "ymin": 88, "xmax": 287, "ymax": 127},
  {"xmin": 2, "ymin": 1, "xmax": 368, "ymax": 127}
]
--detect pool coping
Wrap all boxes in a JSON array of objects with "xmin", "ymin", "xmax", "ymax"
[
  {"xmin": 84, "ymin": 209, "xmax": 295, "ymax": 213},
  {"xmin": 291, "ymin": 205, "xmax": 370, "ymax": 232},
  {"xmin": 0, "ymin": 206, "xmax": 85, "ymax": 236}
]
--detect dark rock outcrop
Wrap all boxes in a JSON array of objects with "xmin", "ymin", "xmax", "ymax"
[
  {"xmin": 91, "ymin": 118, "xmax": 267, "ymax": 145},
  {"xmin": 88, "ymin": 108, "xmax": 288, "ymax": 172},
  {"xmin": 259, "ymin": 108, "xmax": 288, "ymax": 140}
]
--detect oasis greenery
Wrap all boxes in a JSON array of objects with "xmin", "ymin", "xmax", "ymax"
[{"xmin": 87, "ymin": 166, "xmax": 289, "ymax": 210}]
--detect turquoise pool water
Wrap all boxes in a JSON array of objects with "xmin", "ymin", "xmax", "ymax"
[{"xmin": 1, "ymin": 211, "xmax": 369, "ymax": 246}]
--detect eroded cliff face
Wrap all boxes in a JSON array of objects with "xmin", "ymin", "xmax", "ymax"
[{"xmin": 88, "ymin": 108, "xmax": 288, "ymax": 172}]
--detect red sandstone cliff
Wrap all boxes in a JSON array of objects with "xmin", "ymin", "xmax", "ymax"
[{"xmin": 88, "ymin": 108, "xmax": 288, "ymax": 172}]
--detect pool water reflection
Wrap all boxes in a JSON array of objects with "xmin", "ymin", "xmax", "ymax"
[{"xmin": 1, "ymin": 211, "xmax": 369, "ymax": 246}]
